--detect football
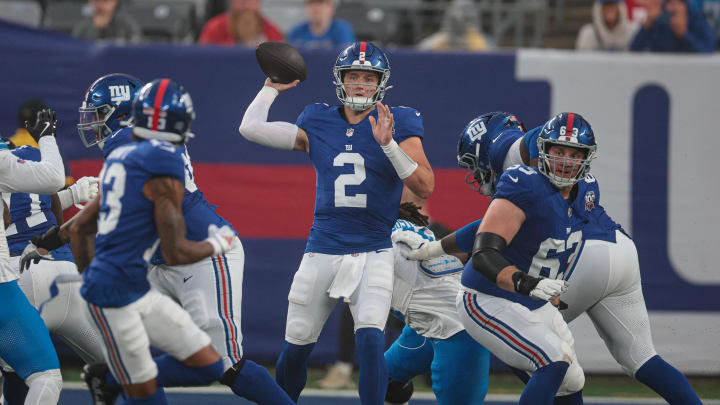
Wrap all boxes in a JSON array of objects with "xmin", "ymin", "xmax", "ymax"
[{"xmin": 255, "ymin": 42, "xmax": 307, "ymax": 84}]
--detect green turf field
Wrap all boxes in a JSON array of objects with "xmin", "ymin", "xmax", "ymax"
[{"xmin": 61, "ymin": 366, "xmax": 719, "ymax": 399}]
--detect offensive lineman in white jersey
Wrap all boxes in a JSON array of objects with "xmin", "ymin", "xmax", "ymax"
[{"xmin": 0, "ymin": 109, "xmax": 66, "ymax": 405}]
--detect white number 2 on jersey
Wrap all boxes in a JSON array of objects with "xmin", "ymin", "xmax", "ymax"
[
  {"xmin": 333, "ymin": 153, "xmax": 367, "ymax": 208},
  {"xmin": 97, "ymin": 162, "xmax": 126, "ymax": 235}
]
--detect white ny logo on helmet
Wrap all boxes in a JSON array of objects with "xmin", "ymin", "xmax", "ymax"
[{"xmin": 109, "ymin": 85, "xmax": 131, "ymax": 106}]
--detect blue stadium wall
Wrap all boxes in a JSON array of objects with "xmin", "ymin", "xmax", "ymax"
[{"xmin": 1, "ymin": 21, "xmax": 718, "ymax": 374}]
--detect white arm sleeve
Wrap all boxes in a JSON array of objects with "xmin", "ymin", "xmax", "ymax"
[
  {"xmin": 238, "ymin": 86, "xmax": 299, "ymax": 150},
  {"xmin": 0, "ymin": 137, "xmax": 65, "ymax": 194}
]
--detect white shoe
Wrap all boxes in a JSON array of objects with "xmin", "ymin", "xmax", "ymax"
[{"xmin": 317, "ymin": 362, "xmax": 355, "ymax": 389}]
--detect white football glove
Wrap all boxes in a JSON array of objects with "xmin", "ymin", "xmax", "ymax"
[
  {"xmin": 528, "ymin": 279, "xmax": 568, "ymax": 301},
  {"xmin": 205, "ymin": 224, "xmax": 237, "ymax": 255},
  {"xmin": 70, "ymin": 176, "xmax": 100, "ymax": 204},
  {"xmin": 392, "ymin": 230, "xmax": 445, "ymax": 261}
]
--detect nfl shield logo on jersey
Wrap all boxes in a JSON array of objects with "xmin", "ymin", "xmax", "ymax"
[
  {"xmin": 346, "ymin": 128, "xmax": 354, "ymax": 137},
  {"xmin": 585, "ymin": 190, "xmax": 596, "ymax": 211}
]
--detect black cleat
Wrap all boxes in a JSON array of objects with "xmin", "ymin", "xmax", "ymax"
[{"xmin": 81, "ymin": 364, "xmax": 121, "ymax": 405}]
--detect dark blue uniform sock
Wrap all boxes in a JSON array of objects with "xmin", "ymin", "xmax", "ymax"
[
  {"xmin": 125, "ymin": 387, "xmax": 168, "ymax": 405},
  {"xmin": 634, "ymin": 355, "xmax": 702, "ymax": 405},
  {"xmin": 508, "ymin": 365, "xmax": 530, "ymax": 384},
  {"xmin": 554, "ymin": 390, "xmax": 583, "ymax": 404},
  {"xmin": 2, "ymin": 370, "xmax": 29, "ymax": 405},
  {"xmin": 275, "ymin": 341, "xmax": 315, "ymax": 402},
  {"xmin": 225, "ymin": 359, "xmax": 295, "ymax": 404},
  {"xmin": 521, "ymin": 361, "xmax": 569, "ymax": 405},
  {"xmin": 153, "ymin": 355, "xmax": 224, "ymax": 387},
  {"xmin": 355, "ymin": 327, "xmax": 388, "ymax": 405}
]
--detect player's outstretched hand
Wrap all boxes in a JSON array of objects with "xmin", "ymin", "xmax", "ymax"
[
  {"xmin": 205, "ymin": 224, "xmax": 237, "ymax": 255},
  {"xmin": 264, "ymin": 78, "xmax": 299, "ymax": 94},
  {"xmin": 529, "ymin": 279, "xmax": 568, "ymax": 301},
  {"xmin": 26, "ymin": 108, "xmax": 58, "ymax": 141},
  {"xmin": 392, "ymin": 231, "xmax": 444, "ymax": 261},
  {"xmin": 19, "ymin": 243, "xmax": 51, "ymax": 272},
  {"xmin": 368, "ymin": 102, "xmax": 394, "ymax": 147},
  {"xmin": 70, "ymin": 176, "xmax": 100, "ymax": 204}
]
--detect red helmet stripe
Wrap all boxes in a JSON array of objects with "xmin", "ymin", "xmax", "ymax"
[
  {"xmin": 565, "ymin": 112, "xmax": 575, "ymax": 136},
  {"xmin": 152, "ymin": 79, "xmax": 171, "ymax": 131},
  {"xmin": 359, "ymin": 42, "xmax": 367, "ymax": 62}
]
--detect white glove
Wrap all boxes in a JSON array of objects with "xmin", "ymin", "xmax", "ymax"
[
  {"xmin": 70, "ymin": 176, "xmax": 100, "ymax": 204},
  {"xmin": 205, "ymin": 224, "xmax": 236, "ymax": 255},
  {"xmin": 391, "ymin": 230, "xmax": 426, "ymax": 249},
  {"xmin": 528, "ymin": 279, "xmax": 568, "ymax": 301}
]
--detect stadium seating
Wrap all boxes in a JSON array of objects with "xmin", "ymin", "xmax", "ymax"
[
  {"xmin": 125, "ymin": 0, "xmax": 197, "ymax": 43},
  {"xmin": 43, "ymin": 1, "xmax": 91, "ymax": 35},
  {"xmin": 335, "ymin": 1, "xmax": 400, "ymax": 45},
  {"xmin": 0, "ymin": 0, "xmax": 43, "ymax": 28}
]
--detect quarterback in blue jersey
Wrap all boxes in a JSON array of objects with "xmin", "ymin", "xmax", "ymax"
[
  {"xmin": 0, "ymin": 109, "xmax": 66, "ymax": 405},
  {"xmin": 64, "ymin": 79, "xmax": 239, "ymax": 404},
  {"xmin": 239, "ymin": 41, "xmax": 434, "ymax": 404}
]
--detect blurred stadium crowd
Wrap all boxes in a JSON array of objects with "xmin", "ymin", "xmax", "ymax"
[{"xmin": 0, "ymin": 0, "xmax": 718, "ymax": 52}]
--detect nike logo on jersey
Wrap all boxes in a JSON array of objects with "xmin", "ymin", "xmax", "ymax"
[
  {"xmin": 415, "ymin": 112, "xmax": 421, "ymax": 116},
  {"xmin": 183, "ymin": 275, "xmax": 193, "ymax": 283},
  {"xmin": 508, "ymin": 175, "xmax": 519, "ymax": 183},
  {"xmin": 375, "ymin": 249, "xmax": 389, "ymax": 253},
  {"xmin": 492, "ymin": 134, "xmax": 503, "ymax": 143}
]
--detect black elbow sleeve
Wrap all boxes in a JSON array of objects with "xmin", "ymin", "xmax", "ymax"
[{"xmin": 471, "ymin": 232, "xmax": 512, "ymax": 283}]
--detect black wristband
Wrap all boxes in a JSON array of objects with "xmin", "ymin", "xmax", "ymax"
[
  {"xmin": 31, "ymin": 225, "xmax": 65, "ymax": 251},
  {"xmin": 511, "ymin": 271, "xmax": 541, "ymax": 296}
]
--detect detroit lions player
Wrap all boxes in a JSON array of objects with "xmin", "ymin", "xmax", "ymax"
[
  {"xmin": 66, "ymin": 79, "xmax": 237, "ymax": 404},
  {"xmin": 239, "ymin": 41, "xmax": 434, "ymax": 404},
  {"xmin": 383, "ymin": 203, "xmax": 490, "ymax": 405},
  {"xmin": 406, "ymin": 112, "xmax": 702, "ymax": 405},
  {"xmin": 2, "ymin": 142, "xmax": 103, "ymax": 405},
  {"xmin": 0, "ymin": 109, "xmax": 65, "ymax": 405},
  {"xmin": 71, "ymin": 72, "xmax": 295, "ymax": 405}
]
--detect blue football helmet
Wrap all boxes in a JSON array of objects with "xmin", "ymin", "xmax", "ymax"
[
  {"xmin": 78, "ymin": 73, "xmax": 143, "ymax": 149},
  {"xmin": 132, "ymin": 78, "xmax": 195, "ymax": 144},
  {"xmin": 537, "ymin": 112, "xmax": 597, "ymax": 188},
  {"xmin": 457, "ymin": 112, "xmax": 525, "ymax": 196},
  {"xmin": 333, "ymin": 41, "xmax": 391, "ymax": 111}
]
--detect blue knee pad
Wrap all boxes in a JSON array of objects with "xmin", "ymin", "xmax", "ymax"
[
  {"xmin": 384, "ymin": 325, "xmax": 433, "ymax": 382},
  {"xmin": 430, "ymin": 331, "xmax": 490, "ymax": 405},
  {"xmin": 275, "ymin": 341, "xmax": 314, "ymax": 402},
  {"xmin": 0, "ymin": 281, "xmax": 59, "ymax": 379}
]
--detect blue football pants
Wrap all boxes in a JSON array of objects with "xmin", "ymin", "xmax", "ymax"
[{"xmin": 385, "ymin": 325, "xmax": 490, "ymax": 405}]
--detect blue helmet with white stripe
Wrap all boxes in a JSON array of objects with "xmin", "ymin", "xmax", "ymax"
[
  {"xmin": 457, "ymin": 112, "xmax": 524, "ymax": 196},
  {"xmin": 78, "ymin": 73, "xmax": 143, "ymax": 149},
  {"xmin": 537, "ymin": 112, "xmax": 597, "ymax": 188},
  {"xmin": 333, "ymin": 41, "xmax": 391, "ymax": 111},
  {"xmin": 132, "ymin": 78, "xmax": 195, "ymax": 144}
]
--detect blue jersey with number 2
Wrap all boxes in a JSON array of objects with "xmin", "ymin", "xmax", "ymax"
[
  {"xmin": 81, "ymin": 139, "xmax": 185, "ymax": 307},
  {"xmin": 461, "ymin": 165, "xmax": 582, "ymax": 309},
  {"xmin": 297, "ymin": 103, "xmax": 424, "ymax": 254}
]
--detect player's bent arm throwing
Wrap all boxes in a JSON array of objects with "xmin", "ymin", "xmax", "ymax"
[
  {"xmin": 473, "ymin": 198, "xmax": 566, "ymax": 301},
  {"xmin": 144, "ymin": 176, "xmax": 234, "ymax": 265}
]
